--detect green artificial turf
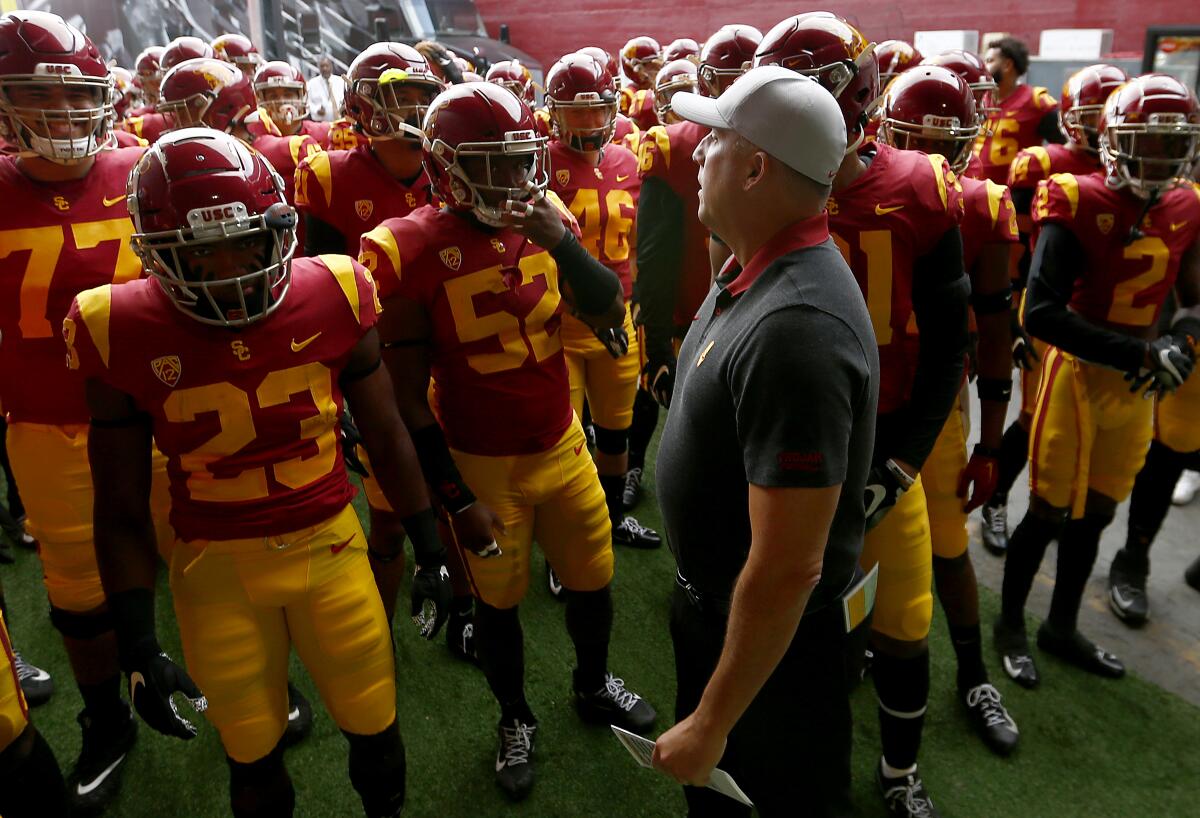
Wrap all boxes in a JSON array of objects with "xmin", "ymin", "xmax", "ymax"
[{"xmin": 2, "ymin": 428, "xmax": 1198, "ymax": 817}]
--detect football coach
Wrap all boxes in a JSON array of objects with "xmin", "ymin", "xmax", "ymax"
[{"xmin": 650, "ymin": 66, "xmax": 879, "ymax": 817}]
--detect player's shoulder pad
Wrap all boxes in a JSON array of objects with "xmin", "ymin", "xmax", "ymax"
[
  {"xmin": 313, "ymin": 254, "xmax": 382, "ymax": 327},
  {"xmin": 906, "ymin": 150, "xmax": 963, "ymax": 218},
  {"xmin": 66, "ymin": 283, "xmax": 115, "ymax": 370},
  {"xmin": 288, "ymin": 133, "xmax": 323, "ymax": 166},
  {"xmin": 1008, "ymin": 145, "xmax": 1052, "ymax": 187},
  {"xmin": 1032, "ymin": 86, "xmax": 1058, "ymax": 111},
  {"xmin": 294, "ymin": 147, "xmax": 332, "ymax": 209},
  {"xmin": 358, "ymin": 210, "xmax": 435, "ymax": 287},
  {"xmin": 1033, "ymin": 172, "xmax": 1081, "ymax": 223},
  {"xmin": 637, "ymin": 124, "xmax": 671, "ymax": 177}
]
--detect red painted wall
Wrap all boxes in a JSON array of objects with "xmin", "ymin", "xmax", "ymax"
[{"xmin": 473, "ymin": 0, "xmax": 1181, "ymax": 72}]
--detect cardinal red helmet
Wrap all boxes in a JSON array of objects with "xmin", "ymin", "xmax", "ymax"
[
  {"xmin": 110, "ymin": 66, "xmax": 135, "ymax": 119},
  {"xmin": 878, "ymin": 65, "xmax": 978, "ymax": 173},
  {"xmin": 161, "ymin": 36, "xmax": 215, "ymax": 71},
  {"xmin": 654, "ymin": 59, "xmax": 698, "ymax": 124},
  {"xmin": 664, "ymin": 38, "xmax": 701, "ymax": 64},
  {"xmin": 875, "ymin": 40, "xmax": 922, "ymax": 89},
  {"xmin": 579, "ymin": 46, "xmax": 618, "ymax": 79},
  {"xmin": 252, "ymin": 60, "xmax": 308, "ymax": 128},
  {"xmin": 754, "ymin": 12, "xmax": 879, "ymax": 149},
  {"xmin": 698, "ymin": 24, "xmax": 762, "ymax": 97},
  {"xmin": 1099, "ymin": 73, "xmax": 1200, "ymax": 197},
  {"xmin": 621, "ymin": 36, "xmax": 663, "ymax": 88},
  {"xmin": 128, "ymin": 127, "xmax": 297, "ymax": 326},
  {"xmin": 136, "ymin": 45, "xmax": 165, "ymax": 104},
  {"xmin": 919, "ymin": 49, "xmax": 997, "ymax": 122},
  {"xmin": 158, "ymin": 57, "xmax": 255, "ymax": 133},
  {"xmin": 211, "ymin": 33, "xmax": 259, "ymax": 74},
  {"xmin": 485, "ymin": 60, "xmax": 536, "ymax": 105},
  {"xmin": 545, "ymin": 51, "xmax": 618, "ymax": 151},
  {"xmin": 345, "ymin": 42, "xmax": 445, "ymax": 140},
  {"xmin": 0, "ymin": 10, "xmax": 114, "ymax": 163},
  {"xmin": 423, "ymin": 82, "xmax": 548, "ymax": 226},
  {"xmin": 1060, "ymin": 63, "xmax": 1129, "ymax": 151}
]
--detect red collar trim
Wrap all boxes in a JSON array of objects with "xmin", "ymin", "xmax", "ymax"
[{"xmin": 723, "ymin": 213, "xmax": 830, "ymax": 296}]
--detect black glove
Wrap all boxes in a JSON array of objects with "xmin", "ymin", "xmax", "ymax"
[
  {"xmin": 127, "ymin": 643, "xmax": 207, "ymax": 740},
  {"xmin": 1011, "ymin": 311, "xmax": 1040, "ymax": 371},
  {"xmin": 864, "ymin": 462, "xmax": 909, "ymax": 531},
  {"xmin": 411, "ymin": 562, "xmax": 452, "ymax": 639},
  {"xmin": 642, "ymin": 353, "xmax": 676, "ymax": 408},
  {"xmin": 340, "ymin": 412, "xmax": 369, "ymax": 478},
  {"xmin": 1126, "ymin": 335, "xmax": 1196, "ymax": 399},
  {"xmin": 594, "ymin": 326, "xmax": 629, "ymax": 359}
]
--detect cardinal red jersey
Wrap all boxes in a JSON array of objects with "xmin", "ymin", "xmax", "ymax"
[
  {"xmin": 295, "ymin": 143, "xmax": 433, "ymax": 254},
  {"xmin": 1007, "ymin": 143, "xmax": 1099, "ymax": 194},
  {"xmin": 0, "ymin": 147, "xmax": 145, "ymax": 425},
  {"xmin": 128, "ymin": 104, "xmax": 156, "ymax": 118},
  {"xmin": 827, "ymin": 142, "xmax": 964, "ymax": 413},
  {"xmin": 535, "ymin": 109, "xmax": 640, "ymax": 155},
  {"xmin": 533, "ymin": 107, "xmax": 551, "ymax": 138},
  {"xmin": 326, "ymin": 118, "xmax": 366, "ymax": 152},
  {"xmin": 123, "ymin": 112, "xmax": 171, "ymax": 145},
  {"xmin": 962, "ymin": 152, "xmax": 985, "ymax": 180},
  {"xmin": 1032, "ymin": 173, "xmax": 1200, "ymax": 331},
  {"xmin": 244, "ymin": 112, "xmax": 333, "ymax": 147},
  {"xmin": 960, "ymin": 176, "xmax": 1020, "ymax": 271},
  {"xmin": 548, "ymin": 140, "xmax": 639, "ymax": 298},
  {"xmin": 625, "ymin": 88, "xmax": 659, "ymax": 131},
  {"xmin": 111, "ymin": 129, "xmax": 148, "ymax": 148},
  {"xmin": 249, "ymin": 133, "xmax": 322, "ymax": 205},
  {"xmin": 64, "ymin": 255, "xmax": 381, "ymax": 541},
  {"xmin": 360, "ymin": 198, "xmax": 581, "ymax": 456},
  {"xmin": 973, "ymin": 84, "xmax": 1058, "ymax": 185},
  {"xmin": 637, "ymin": 120, "xmax": 709, "ymax": 328}
]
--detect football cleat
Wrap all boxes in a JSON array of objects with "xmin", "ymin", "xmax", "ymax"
[
  {"xmin": 546, "ymin": 560, "xmax": 565, "ymax": 601},
  {"xmin": 612, "ymin": 516, "xmax": 661, "ymax": 549},
  {"xmin": 1036, "ymin": 625, "xmax": 1124, "ymax": 679},
  {"xmin": 993, "ymin": 619, "xmax": 1039, "ymax": 689},
  {"xmin": 1172, "ymin": 471, "xmax": 1200, "ymax": 505},
  {"xmin": 67, "ymin": 704, "xmax": 137, "ymax": 816},
  {"xmin": 281, "ymin": 682, "xmax": 313, "ymax": 748},
  {"xmin": 621, "ymin": 466, "xmax": 643, "ymax": 511},
  {"xmin": 573, "ymin": 671, "xmax": 656, "ymax": 735},
  {"xmin": 961, "ymin": 683, "xmax": 1019, "ymax": 756},
  {"xmin": 447, "ymin": 605, "xmax": 478, "ymax": 664},
  {"xmin": 495, "ymin": 717, "xmax": 537, "ymax": 801},
  {"xmin": 980, "ymin": 502, "xmax": 1009, "ymax": 555},
  {"xmin": 1186, "ymin": 556, "xmax": 1200, "ymax": 592},
  {"xmin": 877, "ymin": 764, "xmax": 940, "ymax": 818},
  {"xmin": 12, "ymin": 650, "xmax": 53, "ymax": 707},
  {"xmin": 1107, "ymin": 548, "xmax": 1150, "ymax": 626}
]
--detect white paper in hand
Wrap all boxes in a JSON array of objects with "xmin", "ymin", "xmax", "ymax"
[{"xmin": 610, "ymin": 726, "xmax": 754, "ymax": 807}]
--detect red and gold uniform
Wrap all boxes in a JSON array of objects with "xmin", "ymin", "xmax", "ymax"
[
  {"xmin": 537, "ymin": 108, "xmax": 640, "ymax": 154},
  {"xmin": 361, "ymin": 200, "xmax": 613, "ymax": 608},
  {"xmin": 549, "ymin": 140, "xmax": 641, "ymax": 429},
  {"xmin": 0, "ymin": 609, "xmax": 29, "ymax": 753},
  {"xmin": 0, "ymin": 147, "xmax": 171, "ymax": 612},
  {"xmin": 326, "ymin": 117, "xmax": 366, "ymax": 152},
  {"xmin": 972, "ymin": 84, "xmax": 1058, "ymax": 185},
  {"xmin": 244, "ymin": 111, "xmax": 333, "ymax": 147},
  {"xmin": 1029, "ymin": 174, "xmax": 1200, "ymax": 516},
  {"xmin": 122, "ymin": 111, "xmax": 171, "ymax": 145},
  {"xmin": 247, "ymin": 132, "xmax": 322, "ymax": 247},
  {"xmin": 828, "ymin": 142, "xmax": 964, "ymax": 643},
  {"xmin": 111, "ymin": 129, "xmax": 148, "ymax": 148},
  {"xmin": 623, "ymin": 87, "xmax": 658, "ymax": 131},
  {"xmin": 65, "ymin": 256, "xmax": 396, "ymax": 761}
]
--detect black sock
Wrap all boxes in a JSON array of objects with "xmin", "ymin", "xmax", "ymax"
[
  {"xmin": 598, "ymin": 474, "xmax": 624, "ymax": 527},
  {"xmin": 346, "ymin": 719, "xmax": 406, "ymax": 818},
  {"xmin": 474, "ymin": 602, "xmax": 530, "ymax": 722},
  {"xmin": 566, "ymin": 585, "xmax": 613, "ymax": 693},
  {"xmin": 228, "ymin": 743, "xmax": 294, "ymax": 818},
  {"xmin": 628, "ymin": 390, "xmax": 659, "ymax": 471},
  {"xmin": 1000, "ymin": 511, "xmax": 1063, "ymax": 631},
  {"xmin": 991, "ymin": 421, "xmax": 1030, "ymax": 505},
  {"xmin": 1046, "ymin": 514, "xmax": 1108, "ymax": 635},
  {"xmin": 0, "ymin": 726, "xmax": 67, "ymax": 818},
  {"xmin": 948, "ymin": 623, "xmax": 988, "ymax": 690},
  {"xmin": 79, "ymin": 674, "xmax": 124, "ymax": 721},
  {"xmin": 873, "ymin": 650, "xmax": 929, "ymax": 772},
  {"xmin": 1125, "ymin": 441, "xmax": 1189, "ymax": 563}
]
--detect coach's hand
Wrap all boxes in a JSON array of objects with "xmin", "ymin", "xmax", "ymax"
[
  {"xmin": 449, "ymin": 501, "xmax": 506, "ymax": 559},
  {"xmin": 126, "ymin": 644, "xmax": 207, "ymax": 741},
  {"xmin": 652, "ymin": 713, "xmax": 727, "ymax": 787}
]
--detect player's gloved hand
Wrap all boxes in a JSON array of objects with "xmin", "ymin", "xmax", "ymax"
[
  {"xmin": 339, "ymin": 412, "xmax": 369, "ymax": 478},
  {"xmin": 864, "ymin": 459, "xmax": 913, "ymax": 530},
  {"xmin": 595, "ymin": 326, "xmax": 629, "ymax": 359},
  {"xmin": 501, "ymin": 183, "xmax": 566, "ymax": 250},
  {"xmin": 449, "ymin": 501, "xmax": 505, "ymax": 559},
  {"xmin": 1127, "ymin": 335, "xmax": 1195, "ymax": 399},
  {"xmin": 957, "ymin": 444, "xmax": 1000, "ymax": 513},
  {"xmin": 126, "ymin": 642, "xmax": 207, "ymax": 740},
  {"xmin": 1011, "ymin": 312, "xmax": 1040, "ymax": 371},
  {"xmin": 642, "ymin": 354, "xmax": 676, "ymax": 409},
  {"xmin": 411, "ymin": 562, "xmax": 452, "ymax": 639}
]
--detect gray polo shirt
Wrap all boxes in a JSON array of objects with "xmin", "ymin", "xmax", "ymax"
[{"xmin": 656, "ymin": 216, "xmax": 879, "ymax": 613}]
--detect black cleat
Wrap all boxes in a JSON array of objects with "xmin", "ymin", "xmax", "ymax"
[
  {"xmin": 961, "ymin": 683, "xmax": 1019, "ymax": 756},
  {"xmin": 281, "ymin": 682, "xmax": 313, "ymax": 748},
  {"xmin": 621, "ymin": 467, "xmax": 643, "ymax": 511},
  {"xmin": 980, "ymin": 502, "xmax": 1009, "ymax": 556},
  {"xmin": 1036, "ymin": 625, "xmax": 1124, "ymax": 679},
  {"xmin": 0, "ymin": 540, "xmax": 12, "ymax": 564},
  {"xmin": 447, "ymin": 605, "xmax": 478, "ymax": 664},
  {"xmin": 495, "ymin": 717, "xmax": 537, "ymax": 802},
  {"xmin": 1185, "ymin": 556, "xmax": 1200, "ymax": 593},
  {"xmin": 877, "ymin": 764, "xmax": 940, "ymax": 818},
  {"xmin": 1108, "ymin": 548, "xmax": 1150, "ymax": 626},
  {"xmin": 546, "ymin": 560, "xmax": 565, "ymax": 601},
  {"xmin": 993, "ymin": 619, "xmax": 1039, "ymax": 689},
  {"xmin": 612, "ymin": 515, "xmax": 661, "ymax": 549},
  {"xmin": 67, "ymin": 704, "xmax": 137, "ymax": 816},
  {"xmin": 573, "ymin": 671, "xmax": 656, "ymax": 735},
  {"xmin": 12, "ymin": 650, "xmax": 53, "ymax": 707}
]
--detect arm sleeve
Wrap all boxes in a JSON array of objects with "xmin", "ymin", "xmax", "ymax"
[
  {"xmin": 1010, "ymin": 187, "xmax": 1035, "ymax": 218},
  {"xmin": 1024, "ymin": 222, "xmax": 1146, "ymax": 372},
  {"xmin": 730, "ymin": 307, "xmax": 866, "ymax": 488},
  {"xmin": 549, "ymin": 230, "xmax": 622, "ymax": 315},
  {"xmin": 634, "ymin": 175, "xmax": 685, "ymax": 360},
  {"xmin": 305, "ymin": 213, "xmax": 346, "ymax": 257},
  {"xmin": 1038, "ymin": 110, "xmax": 1067, "ymax": 145}
]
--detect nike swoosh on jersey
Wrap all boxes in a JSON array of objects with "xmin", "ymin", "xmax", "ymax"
[
  {"xmin": 616, "ymin": 174, "xmax": 630, "ymax": 182},
  {"xmin": 875, "ymin": 204, "xmax": 904, "ymax": 215},
  {"xmin": 330, "ymin": 537, "xmax": 352, "ymax": 555},
  {"xmin": 1171, "ymin": 221, "xmax": 1188, "ymax": 231},
  {"xmin": 291, "ymin": 332, "xmax": 322, "ymax": 352},
  {"xmin": 76, "ymin": 754, "xmax": 128, "ymax": 796},
  {"xmin": 102, "ymin": 193, "xmax": 126, "ymax": 207}
]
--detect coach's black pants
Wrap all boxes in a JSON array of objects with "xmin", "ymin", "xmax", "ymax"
[{"xmin": 669, "ymin": 585, "xmax": 855, "ymax": 818}]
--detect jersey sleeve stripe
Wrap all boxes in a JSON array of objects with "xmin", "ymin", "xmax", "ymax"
[
  {"xmin": 306, "ymin": 151, "xmax": 333, "ymax": 208},
  {"xmin": 1050, "ymin": 172, "xmax": 1080, "ymax": 219},
  {"xmin": 361, "ymin": 224, "xmax": 402, "ymax": 283},
  {"xmin": 319, "ymin": 254, "xmax": 362, "ymax": 324},
  {"xmin": 985, "ymin": 180, "xmax": 1006, "ymax": 228},
  {"xmin": 1031, "ymin": 146, "xmax": 1051, "ymax": 178},
  {"xmin": 75, "ymin": 284, "xmax": 114, "ymax": 368},
  {"xmin": 926, "ymin": 153, "xmax": 949, "ymax": 210}
]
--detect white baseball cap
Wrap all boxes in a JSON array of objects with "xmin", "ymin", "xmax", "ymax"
[{"xmin": 671, "ymin": 65, "xmax": 847, "ymax": 184}]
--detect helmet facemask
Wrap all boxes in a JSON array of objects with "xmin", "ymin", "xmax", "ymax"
[
  {"xmin": 0, "ymin": 72, "xmax": 114, "ymax": 163},
  {"xmin": 698, "ymin": 62, "xmax": 748, "ymax": 98},
  {"xmin": 781, "ymin": 43, "xmax": 878, "ymax": 152},
  {"xmin": 654, "ymin": 76, "xmax": 698, "ymax": 123},
  {"xmin": 1060, "ymin": 104, "xmax": 1103, "ymax": 152},
  {"xmin": 427, "ymin": 129, "xmax": 549, "ymax": 227},
  {"xmin": 1102, "ymin": 115, "xmax": 1200, "ymax": 198},
  {"xmin": 352, "ymin": 70, "xmax": 441, "ymax": 140},
  {"xmin": 881, "ymin": 114, "xmax": 979, "ymax": 174},
  {"xmin": 548, "ymin": 94, "xmax": 617, "ymax": 152},
  {"xmin": 255, "ymin": 82, "xmax": 308, "ymax": 127}
]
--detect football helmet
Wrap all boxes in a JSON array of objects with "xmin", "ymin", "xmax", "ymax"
[
  {"xmin": 161, "ymin": 36, "xmax": 215, "ymax": 72},
  {"xmin": 754, "ymin": 12, "xmax": 879, "ymax": 150},
  {"xmin": 919, "ymin": 50, "xmax": 997, "ymax": 123},
  {"xmin": 136, "ymin": 45, "xmax": 165, "ymax": 105},
  {"xmin": 485, "ymin": 60, "xmax": 536, "ymax": 105},
  {"xmin": 158, "ymin": 58, "xmax": 255, "ymax": 133},
  {"xmin": 128, "ymin": 127, "xmax": 297, "ymax": 327},
  {"xmin": 579, "ymin": 46, "xmax": 619, "ymax": 79},
  {"xmin": 875, "ymin": 40, "xmax": 923, "ymax": 89},
  {"xmin": 344, "ymin": 42, "xmax": 445, "ymax": 140},
  {"xmin": 698, "ymin": 24, "xmax": 762, "ymax": 97},
  {"xmin": 423, "ymin": 82, "xmax": 548, "ymax": 227},
  {"xmin": 110, "ymin": 66, "xmax": 136, "ymax": 120},
  {"xmin": 621, "ymin": 36, "xmax": 663, "ymax": 87},
  {"xmin": 545, "ymin": 52, "xmax": 618, "ymax": 151},
  {"xmin": 0, "ymin": 11, "xmax": 114, "ymax": 163},
  {"xmin": 252, "ymin": 60, "xmax": 308, "ymax": 127},
  {"xmin": 663, "ymin": 38, "xmax": 701, "ymax": 64},
  {"xmin": 1099, "ymin": 73, "xmax": 1200, "ymax": 197},
  {"xmin": 654, "ymin": 59, "xmax": 699, "ymax": 124},
  {"xmin": 211, "ymin": 33, "xmax": 259, "ymax": 75},
  {"xmin": 878, "ymin": 65, "xmax": 978, "ymax": 174},
  {"xmin": 1060, "ymin": 64, "xmax": 1129, "ymax": 151}
]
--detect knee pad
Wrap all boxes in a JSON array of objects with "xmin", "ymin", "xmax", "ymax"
[
  {"xmin": 592, "ymin": 424, "xmax": 629, "ymax": 456},
  {"xmin": 48, "ymin": 606, "xmax": 112, "ymax": 639},
  {"xmin": 345, "ymin": 719, "xmax": 405, "ymax": 818},
  {"xmin": 228, "ymin": 743, "xmax": 294, "ymax": 818}
]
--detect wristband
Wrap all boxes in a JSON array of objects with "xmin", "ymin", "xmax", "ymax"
[
  {"xmin": 970, "ymin": 287, "xmax": 1013, "ymax": 316},
  {"xmin": 976, "ymin": 376, "xmax": 1013, "ymax": 402},
  {"xmin": 973, "ymin": 443, "xmax": 1002, "ymax": 459},
  {"xmin": 409, "ymin": 423, "xmax": 476, "ymax": 514},
  {"xmin": 400, "ymin": 508, "xmax": 446, "ymax": 567}
]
